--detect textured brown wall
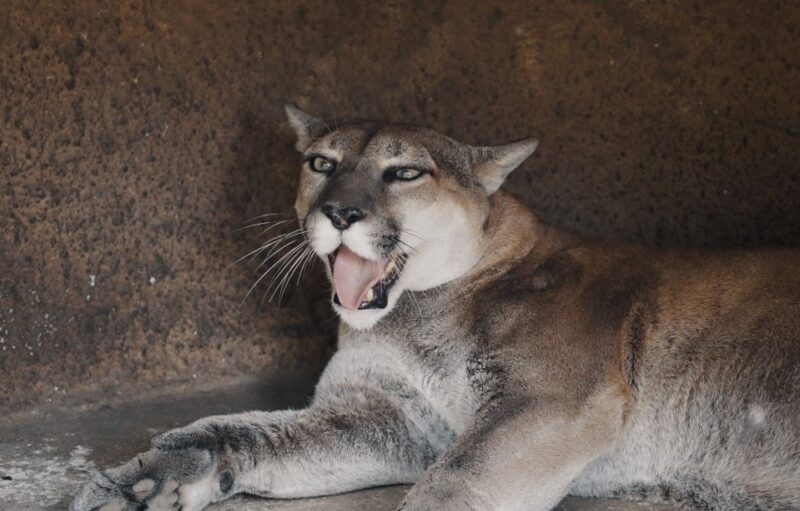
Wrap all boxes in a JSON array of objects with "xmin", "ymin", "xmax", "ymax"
[{"xmin": 1, "ymin": 1, "xmax": 799, "ymax": 413}]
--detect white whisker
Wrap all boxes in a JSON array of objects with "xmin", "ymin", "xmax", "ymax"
[
  {"xmin": 255, "ymin": 230, "xmax": 308, "ymax": 270},
  {"xmin": 231, "ymin": 227, "xmax": 305, "ymax": 269},
  {"xmin": 396, "ymin": 238, "xmax": 418, "ymax": 254},
  {"xmin": 400, "ymin": 228, "xmax": 424, "ymax": 242},
  {"xmin": 243, "ymin": 239, "xmax": 306, "ymax": 304},
  {"xmin": 242, "ymin": 211, "xmax": 292, "ymax": 224},
  {"xmin": 273, "ymin": 245, "xmax": 314, "ymax": 304},
  {"xmin": 236, "ymin": 219, "xmax": 291, "ymax": 232},
  {"xmin": 267, "ymin": 243, "xmax": 311, "ymax": 303},
  {"xmin": 295, "ymin": 248, "xmax": 317, "ymax": 286},
  {"xmin": 260, "ymin": 241, "xmax": 309, "ymax": 297},
  {"xmin": 395, "ymin": 253, "xmax": 422, "ymax": 316}
]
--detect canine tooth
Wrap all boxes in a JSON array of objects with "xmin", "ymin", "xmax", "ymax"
[
  {"xmin": 366, "ymin": 288, "xmax": 375, "ymax": 302},
  {"xmin": 386, "ymin": 259, "xmax": 396, "ymax": 273}
]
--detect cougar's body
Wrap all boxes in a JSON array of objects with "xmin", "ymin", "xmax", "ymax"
[
  {"xmin": 72, "ymin": 109, "xmax": 800, "ymax": 511},
  {"xmin": 327, "ymin": 192, "xmax": 800, "ymax": 509}
]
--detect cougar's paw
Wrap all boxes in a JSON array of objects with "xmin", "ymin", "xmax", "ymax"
[
  {"xmin": 398, "ymin": 476, "xmax": 492, "ymax": 511},
  {"xmin": 70, "ymin": 447, "xmax": 231, "ymax": 511},
  {"xmin": 151, "ymin": 424, "xmax": 220, "ymax": 452}
]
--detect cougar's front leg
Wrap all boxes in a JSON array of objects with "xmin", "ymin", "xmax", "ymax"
[
  {"xmin": 72, "ymin": 381, "xmax": 451, "ymax": 511},
  {"xmin": 399, "ymin": 387, "xmax": 629, "ymax": 511}
]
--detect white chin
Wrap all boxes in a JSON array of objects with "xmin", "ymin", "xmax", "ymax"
[
  {"xmin": 334, "ymin": 306, "xmax": 387, "ymax": 330},
  {"xmin": 333, "ymin": 290, "xmax": 399, "ymax": 330}
]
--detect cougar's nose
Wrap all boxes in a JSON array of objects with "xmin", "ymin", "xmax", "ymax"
[{"xmin": 321, "ymin": 203, "xmax": 367, "ymax": 231}]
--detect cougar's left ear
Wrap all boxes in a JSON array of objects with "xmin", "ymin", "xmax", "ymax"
[
  {"xmin": 473, "ymin": 138, "xmax": 539, "ymax": 194},
  {"xmin": 284, "ymin": 104, "xmax": 328, "ymax": 152}
]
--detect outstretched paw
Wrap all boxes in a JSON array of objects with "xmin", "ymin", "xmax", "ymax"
[
  {"xmin": 151, "ymin": 424, "xmax": 221, "ymax": 452},
  {"xmin": 70, "ymin": 447, "xmax": 229, "ymax": 511}
]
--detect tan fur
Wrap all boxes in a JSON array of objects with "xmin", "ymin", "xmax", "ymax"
[{"xmin": 72, "ymin": 109, "xmax": 800, "ymax": 511}]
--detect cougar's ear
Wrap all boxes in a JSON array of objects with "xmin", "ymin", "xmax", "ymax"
[
  {"xmin": 284, "ymin": 104, "xmax": 328, "ymax": 151},
  {"xmin": 473, "ymin": 138, "xmax": 539, "ymax": 195}
]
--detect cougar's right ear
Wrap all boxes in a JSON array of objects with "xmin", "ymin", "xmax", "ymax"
[
  {"xmin": 472, "ymin": 138, "xmax": 539, "ymax": 195},
  {"xmin": 284, "ymin": 104, "xmax": 328, "ymax": 152}
]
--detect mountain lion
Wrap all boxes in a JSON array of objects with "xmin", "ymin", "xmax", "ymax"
[{"xmin": 72, "ymin": 106, "xmax": 800, "ymax": 511}]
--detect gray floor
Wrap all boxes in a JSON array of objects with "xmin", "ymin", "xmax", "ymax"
[{"xmin": 0, "ymin": 376, "xmax": 677, "ymax": 511}]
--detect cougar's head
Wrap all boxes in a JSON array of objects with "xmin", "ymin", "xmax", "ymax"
[{"xmin": 285, "ymin": 105, "xmax": 537, "ymax": 329}]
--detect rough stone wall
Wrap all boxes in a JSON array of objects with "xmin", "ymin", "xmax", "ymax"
[{"xmin": 1, "ymin": 0, "xmax": 798, "ymax": 413}]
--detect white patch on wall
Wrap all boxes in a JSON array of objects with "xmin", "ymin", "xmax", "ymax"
[{"xmin": 0, "ymin": 444, "xmax": 96, "ymax": 508}]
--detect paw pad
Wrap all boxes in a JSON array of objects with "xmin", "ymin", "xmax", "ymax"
[
  {"xmin": 132, "ymin": 478, "xmax": 155, "ymax": 498},
  {"xmin": 147, "ymin": 479, "xmax": 180, "ymax": 508}
]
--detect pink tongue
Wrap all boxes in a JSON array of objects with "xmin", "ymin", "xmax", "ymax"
[{"xmin": 333, "ymin": 246, "xmax": 385, "ymax": 310}]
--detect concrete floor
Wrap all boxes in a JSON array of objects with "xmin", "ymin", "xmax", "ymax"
[{"xmin": 0, "ymin": 377, "xmax": 677, "ymax": 511}]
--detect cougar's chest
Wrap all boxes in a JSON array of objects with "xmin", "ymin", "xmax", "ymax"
[{"xmin": 367, "ymin": 293, "xmax": 484, "ymax": 434}]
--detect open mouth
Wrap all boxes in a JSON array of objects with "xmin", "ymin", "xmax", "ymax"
[{"xmin": 328, "ymin": 246, "xmax": 405, "ymax": 310}]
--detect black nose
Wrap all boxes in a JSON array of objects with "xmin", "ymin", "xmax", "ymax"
[{"xmin": 321, "ymin": 204, "xmax": 367, "ymax": 230}]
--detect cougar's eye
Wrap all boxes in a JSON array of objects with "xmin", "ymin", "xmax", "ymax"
[
  {"xmin": 382, "ymin": 166, "xmax": 428, "ymax": 183},
  {"xmin": 308, "ymin": 156, "xmax": 336, "ymax": 174},
  {"xmin": 394, "ymin": 168, "xmax": 423, "ymax": 181}
]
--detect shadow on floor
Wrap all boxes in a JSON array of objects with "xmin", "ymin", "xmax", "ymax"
[{"xmin": 0, "ymin": 375, "xmax": 677, "ymax": 510}]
